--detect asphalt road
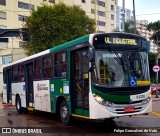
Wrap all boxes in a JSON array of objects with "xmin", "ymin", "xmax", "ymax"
[{"xmin": 0, "ymin": 95, "xmax": 159, "ymax": 136}]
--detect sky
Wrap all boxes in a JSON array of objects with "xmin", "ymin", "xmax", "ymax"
[{"xmin": 118, "ymin": 0, "xmax": 160, "ymax": 23}]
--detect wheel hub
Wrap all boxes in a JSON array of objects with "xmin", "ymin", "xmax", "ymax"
[{"xmin": 62, "ymin": 106, "xmax": 68, "ymax": 118}]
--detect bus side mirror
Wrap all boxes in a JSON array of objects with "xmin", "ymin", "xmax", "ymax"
[{"xmin": 88, "ymin": 47, "xmax": 95, "ymax": 62}]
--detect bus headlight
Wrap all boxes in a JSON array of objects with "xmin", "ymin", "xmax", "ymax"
[
  {"xmin": 142, "ymin": 97, "xmax": 151, "ymax": 105},
  {"xmin": 93, "ymin": 93, "xmax": 112, "ymax": 107}
]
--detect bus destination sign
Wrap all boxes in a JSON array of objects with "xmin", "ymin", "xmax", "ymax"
[
  {"xmin": 104, "ymin": 37, "xmax": 137, "ymax": 45},
  {"xmin": 93, "ymin": 34, "xmax": 141, "ymax": 46}
]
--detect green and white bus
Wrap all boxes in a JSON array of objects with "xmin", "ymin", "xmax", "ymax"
[{"xmin": 3, "ymin": 32, "xmax": 152, "ymax": 124}]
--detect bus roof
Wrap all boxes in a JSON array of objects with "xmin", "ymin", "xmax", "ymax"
[{"xmin": 50, "ymin": 34, "xmax": 89, "ymax": 53}]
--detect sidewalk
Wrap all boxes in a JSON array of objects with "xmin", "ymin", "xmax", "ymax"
[
  {"xmin": 0, "ymin": 96, "xmax": 15, "ymax": 109},
  {"xmin": 152, "ymin": 94, "xmax": 160, "ymax": 101}
]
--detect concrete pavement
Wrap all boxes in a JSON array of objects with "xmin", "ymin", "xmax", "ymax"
[{"xmin": 152, "ymin": 94, "xmax": 160, "ymax": 101}]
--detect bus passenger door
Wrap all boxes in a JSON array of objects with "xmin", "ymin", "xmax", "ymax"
[
  {"xmin": 6, "ymin": 69, "xmax": 12, "ymax": 103},
  {"xmin": 71, "ymin": 48, "xmax": 89, "ymax": 116},
  {"xmin": 25, "ymin": 63, "xmax": 34, "ymax": 107}
]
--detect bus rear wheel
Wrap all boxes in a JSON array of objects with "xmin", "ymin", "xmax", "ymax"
[
  {"xmin": 60, "ymin": 100, "xmax": 71, "ymax": 125},
  {"xmin": 16, "ymin": 96, "xmax": 23, "ymax": 113}
]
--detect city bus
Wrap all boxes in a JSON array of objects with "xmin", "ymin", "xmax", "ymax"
[{"xmin": 3, "ymin": 32, "xmax": 152, "ymax": 124}]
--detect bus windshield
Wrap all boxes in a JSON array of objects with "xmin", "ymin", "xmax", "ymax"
[{"xmin": 91, "ymin": 50, "xmax": 150, "ymax": 87}]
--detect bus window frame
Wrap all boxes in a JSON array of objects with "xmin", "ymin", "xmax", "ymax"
[
  {"xmin": 53, "ymin": 49, "xmax": 68, "ymax": 79},
  {"xmin": 18, "ymin": 63, "xmax": 25, "ymax": 82},
  {"xmin": 34, "ymin": 57, "xmax": 42, "ymax": 81},
  {"xmin": 12, "ymin": 64, "xmax": 18, "ymax": 83},
  {"xmin": 3, "ymin": 68, "xmax": 7, "ymax": 84},
  {"xmin": 42, "ymin": 54, "xmax": 53, "ymax": 80}
]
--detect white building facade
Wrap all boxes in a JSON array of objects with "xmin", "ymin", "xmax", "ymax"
[
  {"xmin": 136, "ymin": 20, "xmax": 157, "ymax": 54},
  {"xmin": 115, "ymin": 5, "xmax": 131, "ymax": 31}
]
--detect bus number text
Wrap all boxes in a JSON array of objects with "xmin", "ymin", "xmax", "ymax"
[{"xmin": 136, "ymin": 94, "xmax": 145, "ymax": 100}]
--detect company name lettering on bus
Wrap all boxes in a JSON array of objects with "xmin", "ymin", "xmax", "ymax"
[
  {"xmin": 105, "ymin": 37, "xmax": 137, "ymax": 45},
  {"xmin": 37, "ymin": 83, "xmax": 48, "ymax": 91}
]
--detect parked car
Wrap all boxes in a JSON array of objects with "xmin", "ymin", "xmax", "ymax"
[
  {"xmin": 151, "ymin": 84, "xmax": 156, "ymax": 94},
  {"xmin": 157, "ymin": 84, "xmax": 160, "ymax": 91},
  {"xmin": 151, "ymin": 84, "xmax": 160, "ymax": 94}
]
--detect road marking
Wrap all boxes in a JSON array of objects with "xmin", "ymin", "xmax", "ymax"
[{"xmin": 151, "ymin": 111, "xmax": 160, "ymax": 117}]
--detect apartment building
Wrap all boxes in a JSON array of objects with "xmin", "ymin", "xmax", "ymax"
[
  {"xmin": 115, "ymin": 5, "xmax": 131, "ymax": 31},
  {"xmin": 136, "ymin": 20, "xmax": 157, "ymax": 54},
  {"xmin": 0, "ymin": 0, "xmax": 117, "ymax": 94}
]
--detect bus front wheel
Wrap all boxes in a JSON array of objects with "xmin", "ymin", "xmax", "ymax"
[
  {"xmin": 16, "ymin": 96, "xmax": 23, "ymax": 113},
  {"xmin": 60, "ymin": 100, "xmax": 71, "ymax": 125}
]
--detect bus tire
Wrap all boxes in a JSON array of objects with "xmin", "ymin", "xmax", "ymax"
[
  {"xmin": 16, "ymin": 96, "xmax": 23, "ymax": 114},
  {"xmin": 60, "ymin": 100, "xmax": 70, "ymax": 125}
]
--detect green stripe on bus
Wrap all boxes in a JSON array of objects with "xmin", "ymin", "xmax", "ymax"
[
  {"xmin": 75, "ymin": 109, "xmax": 89, "ymax": 117},
  {"xmin": 50, "ymin": 35, "xmax": 89, "ymax": 53},
  {"xmin": 91, "ymin": 85, "xmax": 130, "ymax": 103}
]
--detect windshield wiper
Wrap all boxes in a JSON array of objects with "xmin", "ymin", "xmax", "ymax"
[{"xmin": 108, "ymin": 46, "xmax": 122, "ymax": 65}]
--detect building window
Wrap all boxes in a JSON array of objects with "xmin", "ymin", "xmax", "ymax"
[
  {"xmin": 54, "ymin": 51, "xmax": 67, "ymax": 78},
  {"xmin": 2, "ymin": 55, "xmax": 12, "ymax": 65},
  {"xmin": 91, "ymin": 9, "xmax": 95, "ymax": 14},
  {"xmin": 111, "ymin": 5, "xmax": 114, "ymax": 11},
  {"xmin": 91, "ymin": 0, "xmax": 95, "ymax": 3},
  {"xmin": 97, "ymin": 20, "xmax": 106, "ymax": 26},
  {"xmin": 97, "ymin": 10, "xmax": 105, "ymax": 17},
  {"xmin": 0, "ymin": 0, "xmax": 6, "ymax": 6},
  {"xmin": 97, "ymin": 1, "xmax": 105, "ymax": 7},
  {"xmin": 111, "ymin": 14, "xmax": 114, "ymax": 20},
  {"xmin": 19, "ymin": 41, "xmax": 26, "ymax": 47},
  {"xmin": 49, "ymin": 0, "xmax": 55, "ymax": 3},
  {"xmin": 0, "ymin": 25, "xmax": 7, "ymax": 29},
  {"xmin": 42, "ymin": 55, "xmax": 53, "ymax": 79},
  {"xmin": 0, "ymin": 11, "xmax": 6, "ymax": 19},
  {"xmin": 18, "ymin": 1, "xmax": 34, "ymax": 10},
  {"xmin": 18, "ymin": 15, "xmax": 28, "ymax": 22}
]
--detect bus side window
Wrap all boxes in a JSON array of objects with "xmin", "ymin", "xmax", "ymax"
[
  {"xmin": 42, "ymin": 55, "xmax": 53, "ymax": 79},
  {"xmin": 34, "ymin": 58, "xmax": 42, "ymax": 80},
  {"xmin": 18, "ymin": 64, "xmax": 25, "ymax": 82},
  {"xmin": 12, "ymin": 65, "xmax": 18, "ymax": 82},
  {"xmin": 54, "ymin": 51, "xmax": 67, "ymax": 78}
]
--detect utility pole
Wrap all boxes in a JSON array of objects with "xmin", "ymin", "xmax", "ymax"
[
  {"xmin": 122, "ymin": 0, "xmax": 125, "ymax": 32},
  {"xmin": 132, "ymin": 0, "xmax": 136, "ymax": 34},
  {"xmin": 155, "ymin": 30, "xmax": 159, "ymax": 98}
]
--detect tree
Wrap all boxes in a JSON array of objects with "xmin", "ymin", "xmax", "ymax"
[
  {"xmin": 147, "ymin": 21, "xmax": 160, "ymax": 45},
  {"xmin": 124, "ymin": 20, "xmax": 140, "ymax": 35},
  {"xmin": 24, "ymin": 3, "xmax": 95, "ymax": 55}
]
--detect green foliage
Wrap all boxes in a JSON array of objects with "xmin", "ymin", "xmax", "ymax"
[
  {"xmin": 147, "ymin": 21, "xmax": 160, "ymax": 45},
  {"xmin": 24, "ymin": 3, "xmax": 96, "ymax": 55},
  {"xmin": 125, "ymin": 20, "xmax": 140, "ymax": 35}
]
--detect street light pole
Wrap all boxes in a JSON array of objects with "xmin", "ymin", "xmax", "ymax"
[
  {"xmin": 132, "ymin": 0, "xmax": 136, "ymax": 34},
  {"xmin": 155, "ymin": 31, "xmax": 159, "ymax": 98},
  {"xmin": 122, "ymin": 0, "xmax": 125, "ymax": 32}
]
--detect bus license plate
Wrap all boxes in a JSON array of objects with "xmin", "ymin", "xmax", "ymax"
[{"xmin": 124, "ymin": 107, "xmax": 135, "ymax": 112}]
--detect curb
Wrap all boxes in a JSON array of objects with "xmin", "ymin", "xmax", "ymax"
[
  {"xmin": 1, "ymin": 104, "xmax": 15, "ymax": 109},
  {"xmin": 152, "ymin": 98, "xmax": 160, "ymax": 101},
  {"xmin": 152, "ymin": 94, "xmax": 160, "ymax": 101}
]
